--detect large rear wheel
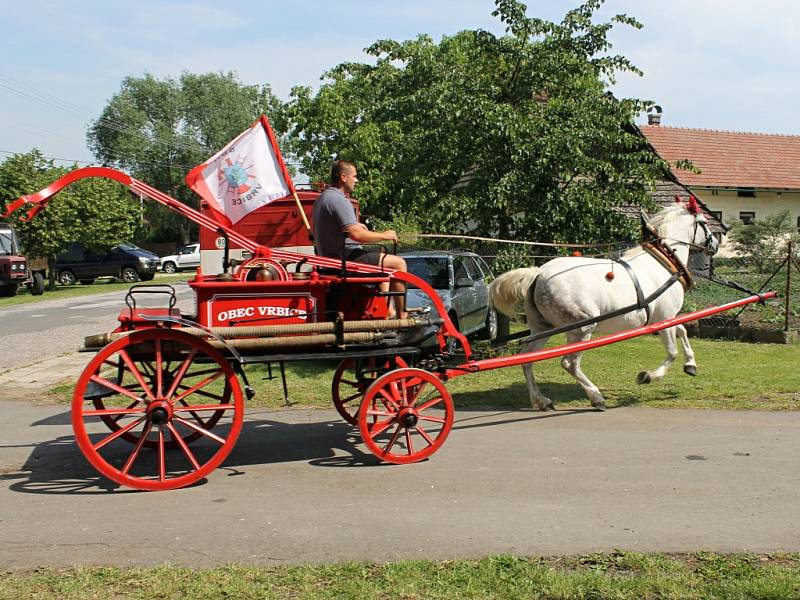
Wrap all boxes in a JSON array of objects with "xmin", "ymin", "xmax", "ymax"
[
  {"xmin": 358, "ymin": 368, "xmax": 454, "ymax": 464},
  {"xmin": 72, "ymin": 328, "xmax": 243, "ymax": 491}
]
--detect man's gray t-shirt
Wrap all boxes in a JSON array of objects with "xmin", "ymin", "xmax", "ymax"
[{"xmin": 312, "ymin": 187, "xmax": 361, "ymax": 258}]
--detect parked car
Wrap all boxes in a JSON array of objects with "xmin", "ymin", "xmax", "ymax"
[
  {"xmin": 0, "ymin": 222, "xmax": 45, "ymax": 297},
  {"xmin": 401, "ymin": 250, "xmax": 498, "ymax": 347},
  {"xmin": 55, "ymin": 242, "xmax": 159, "ymax": 285},
  {"xmin": 160, "ymin": 243, "xmax": 200, "ymax": 273}
]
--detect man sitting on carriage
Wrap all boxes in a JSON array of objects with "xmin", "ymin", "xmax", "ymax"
[{"xmin": 312, "ymin": 159, "xmax": 409, "ymax": 319}]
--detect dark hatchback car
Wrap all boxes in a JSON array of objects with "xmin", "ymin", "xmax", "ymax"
[
  {"xmin": 401, "ymin": 250, "xmax": 498, "ymax": 345},
  {"xmin": 56, "ymin": 242, "xmax": 159, "ymax": 285}
]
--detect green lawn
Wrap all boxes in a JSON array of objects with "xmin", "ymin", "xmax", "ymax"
[
  {"xmin": 3, "ymin": 552, "xmax": 800, "ymax": 599},
  {"xmin": 232, "ymin": 335, "xmax": 800, "ymax": 412},
  {"xmin": 0, "ymin": 272, "xmax": 194, "ymax": 308},
  {"xmin": 47, "ymin": 334, "xmax": 800, "ymax": 411}
]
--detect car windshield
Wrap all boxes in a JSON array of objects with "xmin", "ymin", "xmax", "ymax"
[
  {"xmin": 0, "ymin": 230, "xmax": 17, "ymax": 255},
  {"xmin": 117, "ymin": 242, "xmax": 142, "ymax": 252},
  {"xmin": 405, "ymin": 257, "xmax": 450, "ymax": 289}
]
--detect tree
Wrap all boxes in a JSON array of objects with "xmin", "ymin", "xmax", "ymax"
[
  {"xmin": 729, "ymin": 210, "xmax": 797, "ymax": 272},
  {"xmin": 286, "ymin": 0, "xmax": 668, "ymax": 245},
  {"xmin": 0, "ymin": 150, "xmax": 140, "ymax": 288},
  {"xmin": 87, "ymin": 71, "xmax": 285, "ymax": 244}
]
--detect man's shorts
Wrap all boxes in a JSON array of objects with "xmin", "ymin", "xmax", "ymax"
[{"xmin": 344, "ymin": 248, "xmax": 385, "ymax": 266}]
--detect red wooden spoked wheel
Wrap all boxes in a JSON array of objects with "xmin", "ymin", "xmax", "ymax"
[
  {"xmin": 72, "ymin": 329, "xmax": 244, "ymax": 491},
  {"xmin": 358, "ymin": 368, "xmax": 454, "ymax": 464},
  {"xmin": 87, "ymin": 351, "xmax": 231, "ymax": 448},
  {"xmin": 331, "ymin": 356, "xmax": 408, "ymax": 425}
]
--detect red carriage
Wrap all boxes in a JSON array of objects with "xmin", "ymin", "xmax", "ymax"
[{"xmin": 4, "ymin": 166, "xmax": 774, "ymax": 491}]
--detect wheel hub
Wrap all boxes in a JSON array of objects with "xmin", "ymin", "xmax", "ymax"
[
  {"xmin": 148, "ymin": 401, "xmax": 173, "ymax": 425},
  {"xmin": 398, "ymin": 408, "xmax": 418, "ymax": 429}
]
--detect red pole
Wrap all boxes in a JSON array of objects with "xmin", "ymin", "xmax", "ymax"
[{"xmin": 445, "ymin": 291, "xmax": 777, "ymax": 379}]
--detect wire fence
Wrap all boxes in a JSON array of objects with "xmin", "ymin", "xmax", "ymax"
[{"xmin": 397, "ymin": 235, "xmax": 798, "ymax": 340}]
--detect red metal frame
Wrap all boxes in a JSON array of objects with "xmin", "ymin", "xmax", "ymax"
[{"xmin": 3, "ymin": 167, "xmax": 469, "ymax": 355}]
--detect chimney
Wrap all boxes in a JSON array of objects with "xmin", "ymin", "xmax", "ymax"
[{"xmin": 647, "ymin": 105, "xmax": 662, "ymax": 126}]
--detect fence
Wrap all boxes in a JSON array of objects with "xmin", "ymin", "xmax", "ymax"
[{"xmin": 398, "ymin": 235, "xmax": 798, "ymax": 342}]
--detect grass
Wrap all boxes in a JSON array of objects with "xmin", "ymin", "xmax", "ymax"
[
  {"xmin": 46, "ymin": 334, "xmax": 800, "ymax": 411},
  {"xmin": 2, "ymin": 552, "xmax": 800, "ymax": 599},
  {"xmin": 0, "ymin": 272, "xmax": 194, "ymax": 308}
]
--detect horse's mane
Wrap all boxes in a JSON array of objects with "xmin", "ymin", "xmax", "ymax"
[{"xmin": 646, "ymin": 204, "xmax": 688, "ymax": 232}]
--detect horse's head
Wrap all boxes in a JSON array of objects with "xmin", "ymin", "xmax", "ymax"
[{"xmin": 648, "ymin": 196, "xmax": 719, "ymax": 256}]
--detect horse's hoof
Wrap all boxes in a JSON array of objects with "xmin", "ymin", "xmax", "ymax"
[
  {"xmin": 541, "ymin": 403, "xmax": 556, "ymax": 412},
  {"xmin": 636, "ymin": 371, "xmax": 651, "ymax": 385},
  {"xmin": 684, "ymin": 365, "xmax": 697, "ymax": 377},
  {"xmin": 591, "ymin": 401, "xmax": 607, "ymax": 412}
]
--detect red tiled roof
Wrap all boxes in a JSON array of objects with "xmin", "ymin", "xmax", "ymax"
[{"xmin": 640, "ymin": 125, "xmax": 800, "ymax": 190}]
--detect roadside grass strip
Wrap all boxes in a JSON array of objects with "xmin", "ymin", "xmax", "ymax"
[
  {"xmin": 2, "ymin": 552, "xmax": 800, "ymax": 599},
  {"xmin": 0, "ymin": 273, "xmax": 192, "ymax": 308}
]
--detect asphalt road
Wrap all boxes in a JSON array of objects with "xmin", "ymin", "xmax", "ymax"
[
  {"xmin": 1, "ymin": 402, "xmax": 799, "ymax": 568},
  {"xmin": 0, "ymin": 283, "xmax": 195, "ymax": 372}
]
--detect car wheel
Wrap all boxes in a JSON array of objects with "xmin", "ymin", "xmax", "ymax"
[
  {"xmin": 481, "ymin": 307, "xmax": 498, "ymax": 341},
  {"xmin": 58, "ymin": 270, "xmax": 76, "ymax": 286},
  {"xmin": 121, "ymin": 267, "xmax": 140, "ymax": 283},
  {"xmin": 79, "ymin": 279, "xmax": 95, "ymax": 285},
  {"xmin": 30, "ymin": 272, "xmax": 45, "ymax": 295},
  {"xmin": 162, "ymin": 261, "xmax": 177, "ymax": 274},
  {"xmin": 0, "ymin": 284, "xmax": 18, "ymax": 297},
  {"xmin": 139, "ymin": 273, "xmax": 155, "ymax": 281}
]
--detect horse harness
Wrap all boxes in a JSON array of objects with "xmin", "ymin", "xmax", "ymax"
[{"xmin": 612, "ymin": 239, "xmax": 693, "ymax": 326}]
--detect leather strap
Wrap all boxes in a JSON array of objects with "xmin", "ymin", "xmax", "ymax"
[
  {"xmin": 614, "ymin": 258, "xmax": 651, "ymax": 324},
  {"xmin": 642, "ymin": 241, "xmax": 694, "ymax": 290}
]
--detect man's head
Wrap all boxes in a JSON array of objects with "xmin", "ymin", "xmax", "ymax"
[{"xmin": 330, "ymin": 160, "xmax": 358, "ymax": 195}]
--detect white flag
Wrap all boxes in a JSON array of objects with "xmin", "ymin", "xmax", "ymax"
[{"xmin": 186, "ymin": 115, "xmax": 295, "ymax": 225}]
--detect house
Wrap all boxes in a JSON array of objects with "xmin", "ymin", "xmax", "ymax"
[{"xmin": 640, "ymin": 118, "xmax": 800, "ymax": 247}]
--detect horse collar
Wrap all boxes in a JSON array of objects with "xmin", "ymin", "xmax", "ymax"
[{"xmin": 642, "ymin": 240, "xmax": 693, "ymax": 290}]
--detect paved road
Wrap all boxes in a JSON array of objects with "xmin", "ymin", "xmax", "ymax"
[
  {"xmin": 0, "ymin": 284, "xmax": 194, "ymax": 372},
  {"xmin": 1, "ymin": 402, "xmax": 799, "ymax": 568}
]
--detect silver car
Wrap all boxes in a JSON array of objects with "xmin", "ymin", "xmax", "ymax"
[{"xmin": 401, "ymin": 250, "xmax": 498, "ymax": 346}]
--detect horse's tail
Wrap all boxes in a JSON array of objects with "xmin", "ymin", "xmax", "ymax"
[{"xmin": 488, "ymin": 267, "xmax": 540, "ymax": 322}]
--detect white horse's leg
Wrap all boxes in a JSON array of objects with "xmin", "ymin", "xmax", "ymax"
[
  {"xmin": 636, "ymin": 327, "xmax": 679, "ymax": 384},
  {"xmin": 562, "ymin": 329, "xmax": 606, "ymax": 410},
  {"xmin": 675, "ymin": 324, "xmax": 698, "ymax": 376},
  {"xmin": 521, "ymin": 337, "xmax": 554, "ymax": 411}
]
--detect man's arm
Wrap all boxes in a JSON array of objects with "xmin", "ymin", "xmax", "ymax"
[{"xmin": 345, "ymin": 223, "xmax": 398, "ymax": 244}]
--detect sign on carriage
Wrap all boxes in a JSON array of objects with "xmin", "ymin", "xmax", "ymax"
[{"xmin": 186, "ymin": 115, "xmax": 296, "ymax": 225}]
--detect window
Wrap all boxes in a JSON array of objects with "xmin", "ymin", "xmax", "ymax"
[
  {"xmin": 739, "ymin": 211, "xmax": 755, "ymax": 225},
  {"xmin": 797, "ymin": 216, "xmax": 800, "ymax": 233},
  {"xmin": 737, "ymin": 189, "xmax": 756, "ymax": 198},
  {"xmin": 452, "ymin": 257, "xmax": 469, "ymax": 282},
  {"xmin": 463, "ymin": 257, "xmax": 482, "ymax": 280}
]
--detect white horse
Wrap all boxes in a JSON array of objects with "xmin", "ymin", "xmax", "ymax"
[{"xmin": 489, "ymin": 198, "xmax": 719, "ymax": 411}]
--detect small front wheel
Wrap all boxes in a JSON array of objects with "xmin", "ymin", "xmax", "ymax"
[
  {"xmin": 162, "ymin": 261, "xmax": 177, "ymax": 274},
  {"xmin": 332, "ymin": 356, "xmax": 408, "ymax": 425},
  {"xmin": 358, "ymin": 368, "xmax": 454, "ymax": 464}
]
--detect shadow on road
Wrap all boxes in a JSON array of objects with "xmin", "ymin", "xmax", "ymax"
[{"xmin": 6, "ymin": 404, "xmax": 599, "ymax": 495}]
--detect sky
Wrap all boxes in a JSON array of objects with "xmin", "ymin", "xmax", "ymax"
[{"xmin": 2, "ymin": 0, "xmax": 800, "ymax": 170}]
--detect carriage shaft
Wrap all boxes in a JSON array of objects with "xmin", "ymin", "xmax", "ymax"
[{"xmin": 446, "ymin": 292, "xmax": 776, "ymax": 379}]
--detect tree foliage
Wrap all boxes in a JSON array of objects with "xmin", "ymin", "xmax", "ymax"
[
  {"xmin": 286, "ymin": 0, "xmax": 667, "ymax": 244},
  {"xmin": 729, "ymin": 210, "xmax": 798, "ymax": 272},
  {"xmin": 87, "ymin": 72, "xmax": 285, "ymax": 243},
  {"xmin": 0, "ymin": 150, "xmax": 139, "ymax": 285}
]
